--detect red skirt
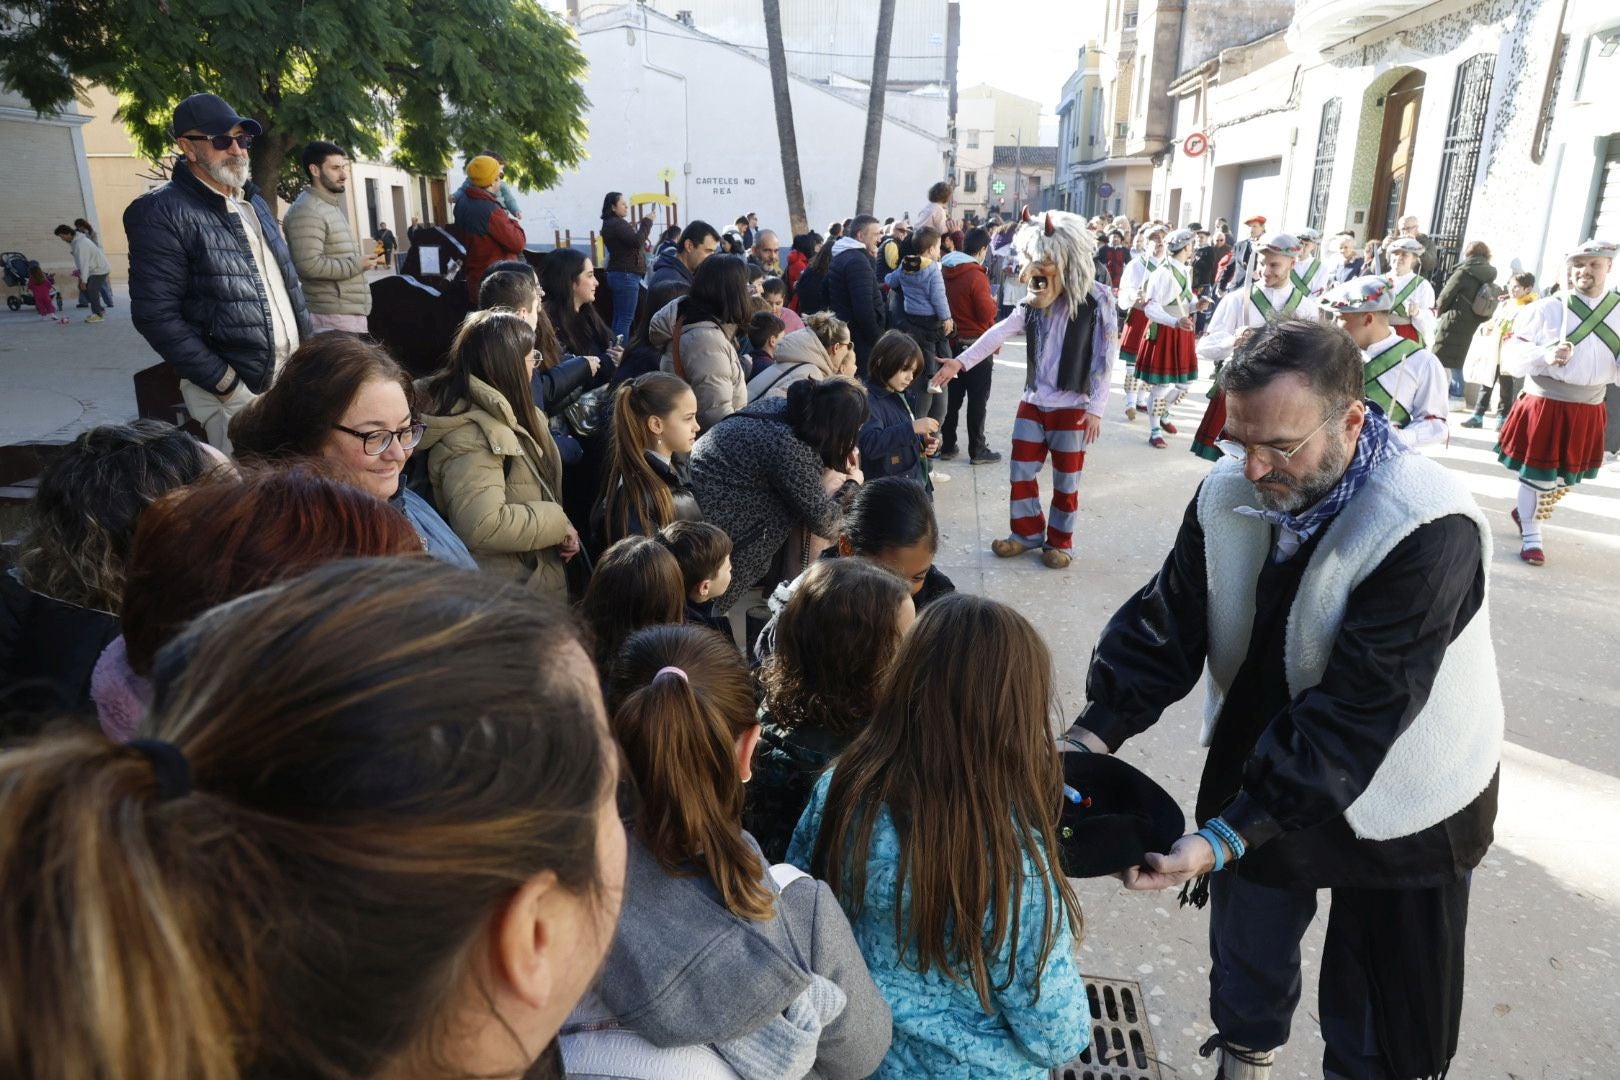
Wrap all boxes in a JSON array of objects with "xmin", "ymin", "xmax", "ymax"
[
  {"xmin": 1119, "ymin": 308, "xmax": 1151, "ymax": 362},
  {"xmin": 1136, "ymin": 322, "xmax": 1198, "ymax": 383},
  {"xmin": 1191, "ymin": 388, "xmax": 1227, "ymax": 462},
  {"xmin": 1496, "ymin": 394, "xmax": 1607, "ymax": 485},
  {"xmin": 1392, "ymin": 323, "xmax": 1419, "ymax": 344}
]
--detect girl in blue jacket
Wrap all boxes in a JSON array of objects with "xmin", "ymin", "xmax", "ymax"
[
  {"xmin": 788, "ymin": 593, "xmax": 1090, "ymax": 1079},
  {"xmin": 858, "ymin": 331, "xmax": 939, "ymax": 489}
]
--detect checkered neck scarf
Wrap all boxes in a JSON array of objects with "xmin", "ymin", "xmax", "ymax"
[{"xmin": 1235, "ymin": 404, "xmax": 1406, "ymax": 549}]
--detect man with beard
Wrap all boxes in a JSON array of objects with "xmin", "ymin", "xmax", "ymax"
[
  {"xmin": 125, "ymin": 93, "xmax": 310, "ymax": 450},
  {"xmin": 1066, "ymin": 318, "xmax": 1502, "ymax": 1080},
  {"xmin": 284, "ymin": 140, "xmax": 382, "ymax": 334}
]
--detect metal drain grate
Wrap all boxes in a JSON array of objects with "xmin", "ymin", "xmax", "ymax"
[{"xmin": 1050, "ymin": 976, "xmax": 1162, "ymax": 1080}]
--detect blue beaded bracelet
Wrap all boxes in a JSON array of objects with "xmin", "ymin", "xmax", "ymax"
[
  {"xmin": 1205, "ymin": 817, "xmax": 1246, "ymax": 861},
  {"xmin": 1195, "ymin": 827, "xmax": 1228, "ymax": 872}
]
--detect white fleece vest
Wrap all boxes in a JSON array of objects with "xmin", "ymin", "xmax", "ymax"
[{"xmin": 1195, "ymin": 453, "xmax": 1503, "ymax": 841}]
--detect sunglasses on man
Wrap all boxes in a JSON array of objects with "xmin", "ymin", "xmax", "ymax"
[{"xmin": 182, "ymin": 133, "xmax": 255, "ymax": 151}]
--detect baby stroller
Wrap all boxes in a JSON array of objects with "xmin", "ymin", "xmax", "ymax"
[{"xmin": 3, "ymin": 253, "xmax": 63, "ymax": 313}]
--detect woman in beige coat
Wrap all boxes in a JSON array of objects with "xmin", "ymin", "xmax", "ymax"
[
  {"xmin": 655, "ymin": 254, "xmax": 755, "ymax": 430},
  {"xmin": 745, "ymin": 310, "xmax": 854, "ymax": 401},
  {"xmin": 418, "ymin": 311, "xmax": 581, "ymax": 600}
]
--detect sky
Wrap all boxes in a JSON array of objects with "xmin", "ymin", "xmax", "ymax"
[{"xmin": 954, "ymin": 0, "xmax": 1093, "ymax": 137}]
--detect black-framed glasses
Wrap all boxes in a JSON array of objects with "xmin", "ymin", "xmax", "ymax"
[
  {"xmin": 332, "ymin": 422, "xmax": 425, "ymax": 456},
  {"xmin": 1214, "ymin": 412, "xmax": 1337, "ymax": 467},
  {"xmin": 182, "ymin": 133, "xmax": 254, "ymax": 151}
]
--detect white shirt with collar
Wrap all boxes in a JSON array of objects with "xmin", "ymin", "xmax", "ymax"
[{"xmin": 1364, "ymin": 331, "xmax": 1449, "ymax": 448}]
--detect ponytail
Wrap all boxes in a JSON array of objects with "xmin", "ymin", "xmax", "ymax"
[
  {"xmin": 598, "ymin": 373, "xmax": 689, "ymax": 546},
  {"xmin": 608, "ymin": 625, "xmax": 773, "ymax": 921},
  {"xmin": 0, "ymin": 733, "xmax": 246, "ymax": 1080}
]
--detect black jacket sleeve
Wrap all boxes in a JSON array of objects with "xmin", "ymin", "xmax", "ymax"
[
  {"xmin": 533, "ymin": 354, "xmax": 595, "ymax": 411},
  {"xmin": 1074, "ymin": 491, "xmax": 1211, "ymax": 750},
  {"xmin": 1222, "ymin": 514, "xmax": 1485, "ymax": 849}
]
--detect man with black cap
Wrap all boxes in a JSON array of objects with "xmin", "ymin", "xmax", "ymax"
[
  {"xmin": 125, "ymin": 93, "xmax": 310, "ymax": 451},
  {"xmin": 1068, "ymin": 318, "xmax": 1501, "ymax": 1080}
]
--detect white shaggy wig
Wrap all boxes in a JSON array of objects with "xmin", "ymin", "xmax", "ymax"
[{"xmin": 1012, "ymin": 210, "xmax": 1097, "ymax": 320}]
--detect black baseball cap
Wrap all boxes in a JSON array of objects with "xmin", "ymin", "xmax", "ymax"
[{"xmin": 171, "ymin": 93, "xmax": 263, "ymax": 138}]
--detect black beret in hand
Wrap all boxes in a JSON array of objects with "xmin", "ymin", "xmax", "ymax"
[{"xmin": 1055, "ymin": 751, "xmax": 1186, "ymax": 878}]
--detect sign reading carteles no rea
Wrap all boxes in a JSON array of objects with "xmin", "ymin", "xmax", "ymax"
[{"xmin": 695, "ymin": 176, "xmax": 757, "ymax": 195}]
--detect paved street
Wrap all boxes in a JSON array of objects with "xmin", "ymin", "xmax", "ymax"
[
  {"xmin": 3, "ymin": 307, "xmax": 1617, "ymax": 1076},
  {"xmin": 931, "ymin": 344, "xmax": 1620, "ymax": 1077}
]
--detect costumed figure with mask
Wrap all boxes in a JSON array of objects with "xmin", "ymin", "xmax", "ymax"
[
  {"xmin": 1117, "ymin": 224, "xmax": 1167, "ymax": 421},
  {"xmin": 1322, "ymin": 276, "xmax": 1450, "ymax": 450},
  {"xmin": 1495, "ymin": 238, "xmax": 1620, "ymax": 566},
  {"xmin": 1190, "ymin": 234, "xmax": 1323, "ymax": 461},
  {"xmin": 1137, "ymin": 228, "xmax": 1211, "ymax": 448},
  {"xmin": 933, "ymin": 210, "xmax": 1118, "ymax": 570}
]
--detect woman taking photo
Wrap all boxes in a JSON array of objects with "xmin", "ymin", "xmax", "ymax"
[
  {"xmin": 0, "ymin": 559, "xmax": 626, "ymax": 1080},
  {"xmin": 593, "ymin": 372, "xmax": 702, "ymax": 550},
  {"xmin": 655, "ymin": 254, "xmax": 756, "ymax": 429},
  {"xmin": 600, "ymin": 191, "xmax": 653, "ymax": 340},
  {"xmin": 792, "ymin": 235, "xmax": 836, "ymax": 316},
  {"xmin": 562, "ymin": 623, "xmax": 891, "ymax": 1079},
  {"xmin": 688, "ymin": 377, "xmax": 867, "ymax": 614},
  {"xmin": 540, "ymin": 249, "xmax": 622, "ymax": 535},
  {"xmin": 745, "ymin": 310, "xmax": 854, "ymax": 401},
  {"xmin": 419, "ymin": 310, "xmax": 580, "ymax": 600},
  {"xmin": 229, "ymin": 333, "xmax": 475, "ymax": 567}
]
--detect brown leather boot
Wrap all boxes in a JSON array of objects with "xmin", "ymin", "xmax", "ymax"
[
  {"xmin": 1040, "ymin": 548, "xmax": 1072, "ymax": 569},
  {"xmin": 991, "ymin": 538, "xmax": 1035, "ymax": 558}
]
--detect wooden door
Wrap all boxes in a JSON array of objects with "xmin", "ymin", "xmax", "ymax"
[{"xmin": 1368, "ymin": 70, "xmax": 1425, "ymax": 239}]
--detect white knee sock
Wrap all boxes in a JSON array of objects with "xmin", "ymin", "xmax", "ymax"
[{"xmin": 1517, "ymin": 482, "xmax": 1544, "ymax": 547}]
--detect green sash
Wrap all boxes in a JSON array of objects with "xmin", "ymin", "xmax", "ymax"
[
  {"xmin": 1289, "ymin": 257, "xmax": 1320, "ymax": 296},
  {"xmin": 1363, "ymin": 338, "xmax": 1420, "ymax": 426},
  {"xmin": 1389, "ymin": 273, "xmax": 1424, "ymax": 318},
  {"xmin": 1565, "ymin": 291, "xmax": 1620, "ymax": 358},
  {"xmin": 1145, "ymin": 263, "xmax": 1193, "ymax": 341},
  {"xmin": 1251, "ymin": 282, "xmax": 1307, "ymax": 320}
]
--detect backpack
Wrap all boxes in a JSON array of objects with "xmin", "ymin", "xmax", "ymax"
[{"xmin": 1470, "ymin": 280, "xmax": 1506, "ymax": 318}]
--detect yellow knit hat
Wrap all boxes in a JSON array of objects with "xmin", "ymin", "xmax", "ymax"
[{"xmin": 466, "ymin": 155, "xmax": 501, "ymax": 189}]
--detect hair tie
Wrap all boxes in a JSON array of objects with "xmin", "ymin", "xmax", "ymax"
[
  {"xmin": 128, "ymin": 738, "xmax": 192, "ymax": 801},
  {"xmin": 654, "ymin": 666, "xmax": 689, "ymax": 683}
]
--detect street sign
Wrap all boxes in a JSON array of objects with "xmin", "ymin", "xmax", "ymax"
[
  {"xmin": 1183, "ymin": 132, "xmax": 1210, "ymax": 157},
  {"xmin": 1098, "ymin": 182, "xmax": 1115, "ymax": 198},
  {"xmin": 991, "ymin": 179, "xmax": 1007, "ymax": 195}
]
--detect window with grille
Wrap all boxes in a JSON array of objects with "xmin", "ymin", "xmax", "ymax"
[
  {"xmin": 1428, "ymin": 54, "xmax": 1496, "ymax": 286},
  {"xmin": 1587, "ymin": 135, "xmax": 1620, "ymax": 240},
  {"xmin": 1306, "ymin": 98, "xmax": 1342, "ymax": 234}
]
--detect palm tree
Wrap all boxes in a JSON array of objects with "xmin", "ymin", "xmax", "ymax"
[
  {"xmin": 763, "ymin": 0, "xmax": 808, "ymax": 236},
  {"xmin": 855, "ymin": 0, "xmax": 896, "ymax": 216}
]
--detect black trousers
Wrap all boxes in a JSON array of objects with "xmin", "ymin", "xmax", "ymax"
[
  {"xmin": 1208, "ymin": 868, "xmax": 1469, "ymax": 1079},
  {"xmin": 941, "ymin": 342, "xmax": 994, "ymax": 453}
]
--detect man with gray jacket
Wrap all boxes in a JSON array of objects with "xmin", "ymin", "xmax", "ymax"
[{"xmin": 284, "ymin": 141, "xmax": 381, "ymax": 334}]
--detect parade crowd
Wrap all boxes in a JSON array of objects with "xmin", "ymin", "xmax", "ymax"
[{"xmin": 2, "ymin": 90, "xmax": 1617, "ymax": 1080}]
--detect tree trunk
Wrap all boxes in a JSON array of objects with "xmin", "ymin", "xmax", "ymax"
[
  {"xmin": 251, "ymin": 130, "xmax": 295, "ymax": 215},
  {"xmin": 763, "ymin": 0, "xmax": 808, "ymax": 237},
  {"xmin": 855, "ymin": 0, "xmax": 896, "ymax": 217}
]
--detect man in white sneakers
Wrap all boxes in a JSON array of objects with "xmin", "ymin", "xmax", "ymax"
[
  {"xmin": 1070, "ymin": 317, "xmax": 1500, "ymax": 1080},
  {"xmin": 1322, "ymin": 276, "xmax": 1450, "ymax": 449}
]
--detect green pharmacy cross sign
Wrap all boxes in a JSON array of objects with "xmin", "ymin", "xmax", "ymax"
[{"xmin": 991, "ymin": 179, "xmax": 1007, "ymax": 195}]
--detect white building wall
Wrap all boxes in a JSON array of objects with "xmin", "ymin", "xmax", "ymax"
[{"xmin": 482, "ymin": 10, "xmax": 948, "ymax": 242}]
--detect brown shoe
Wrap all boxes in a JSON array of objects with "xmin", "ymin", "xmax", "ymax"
[
  {"xmin": 1041, "ymin": 547, "xmax": 1073, "ymax": 569},
  {"xmin": 991, "ymin": 538, "xmax": 1036, "ymax": 558}
]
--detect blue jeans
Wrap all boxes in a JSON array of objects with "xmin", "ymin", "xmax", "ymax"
[{"xmin": 605, "ymin": 271, "xmax": 642, "ymax": 342}]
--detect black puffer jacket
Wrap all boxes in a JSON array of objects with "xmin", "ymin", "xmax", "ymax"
[{"xmin": 125, "ymin": 158, "xmax": 312, "ymax": 394}]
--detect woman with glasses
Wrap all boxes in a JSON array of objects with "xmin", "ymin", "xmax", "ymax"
[
  {"xmin": 744, "ymin": 310, "xmax": 854, "ymax": 401},
  {"xmin": 419, "ymin": 311, "xmax": 582, "ymax": 600},
  {"xmin": 230, "ymin": 334, "xmax": 475, "ymax": 568}
]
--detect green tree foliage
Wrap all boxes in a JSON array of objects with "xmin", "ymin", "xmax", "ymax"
[{"xmin": 0, "ymin": 0, "xmax": 589, "ymax": 208}]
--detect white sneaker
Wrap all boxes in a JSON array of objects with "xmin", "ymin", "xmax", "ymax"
[{"xmin": 932, "ymin": 470, "xmax": 952, "ymax": 484}]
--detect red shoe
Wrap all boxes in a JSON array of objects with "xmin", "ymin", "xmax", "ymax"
[
  {"xmin": 1160, "ymin": 420, "xmax": 1179, "ymax": 435},
  {"xmin": 1510, "ymin": 507, "xmax": 1523, "ymax": 535},
  {"xmin": 1149, "ymin": 435, "xmax": 1169, "ymax": 449},
  {"xmin": 1520, "ymin": 545, "xmax": 1545, "ymax": 566}
]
